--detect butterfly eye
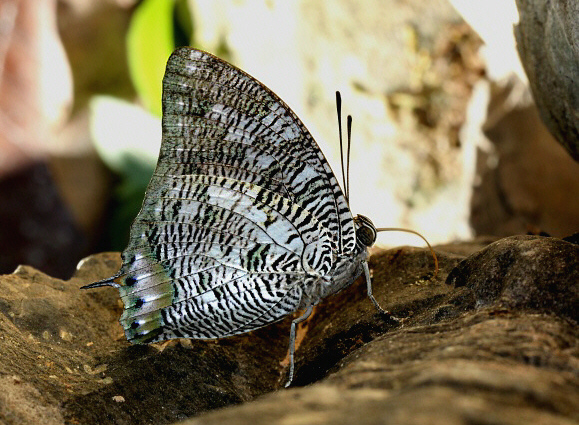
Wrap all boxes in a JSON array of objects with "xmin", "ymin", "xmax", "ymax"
[
  {"xmin": 354, "ymin": 215, "xmax": 377, "ymax": 246},
  {"xmin": 356, "ymin": 226, "xmax": 376, "ymax": 246}
]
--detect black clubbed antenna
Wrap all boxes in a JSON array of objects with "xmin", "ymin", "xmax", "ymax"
[
  {"xmin": 336, "ymin": 91, "xmax": 349, "ymax": 203},
  {"xmin": 346, "ymin": 114, "xmax": 352, "ymax": 202}
]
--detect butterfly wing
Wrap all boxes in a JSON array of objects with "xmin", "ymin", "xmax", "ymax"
[
  {"xmin": 116, "ymin": 173, "xmax": 333, "ymax": 342},
  {"xmin": 90, "ymin": 47, "xmax": 355, "ymax": 343},
  {"xmin": 162, "ymin": 47, "xmax": 356, "ymax": 253}
]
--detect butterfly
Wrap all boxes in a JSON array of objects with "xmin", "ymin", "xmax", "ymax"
[{"xmin": 82, "ymin": 47, "xmax": 435, "ymax": 387}]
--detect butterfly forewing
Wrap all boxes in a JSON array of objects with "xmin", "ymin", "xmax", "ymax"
[
  {"xmin": 162, "ymin": 48, "xmax": 356, "ymax": 252},
  {"xmin": 112, "ymin": 47, "xmax": 357, "ymax": 343}
]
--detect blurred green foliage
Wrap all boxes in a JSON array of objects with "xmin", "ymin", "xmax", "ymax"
[
  {"xmin": 127, "ymin": 0, "xmax": 193, "ymax": 116},
  {"xmin": 93, "ymin": 0, "xmax": 193, "ymax": 251}
]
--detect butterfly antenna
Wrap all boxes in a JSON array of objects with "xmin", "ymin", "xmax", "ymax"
[
  {"xmin": 336, "ymin": 91, "xmax": 349, "ymax": 203},
  {"xmin": 346, "ymin": 115, "xmax": 352, "ymax": 202},
  {"xmin": 375, "ymin": 227, "xmax": 439, "ymax": 278}
]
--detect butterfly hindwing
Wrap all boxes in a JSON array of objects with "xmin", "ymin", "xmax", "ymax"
[{"xmin": 117, "ymin": 176, "xmax": 333, "ymax": 342}]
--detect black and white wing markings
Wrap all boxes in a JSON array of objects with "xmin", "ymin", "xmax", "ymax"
[
  {"xmin": 157, "ymin": 137, "xmax": 292, "ymax": 198},
  {"xmin": 115, "ymin": 170, "xmax": 333, "ymax": 342},
  {"xmin": 162, "ymin": 47, "xmax": 356, "ymax": 254},
  {"xmin": 142, "ymin": 173, "xmax": 332, "ymax": 260},
  {"xmin": 126, "ymin": 267, "xmax": 309, "ymax": 342}
]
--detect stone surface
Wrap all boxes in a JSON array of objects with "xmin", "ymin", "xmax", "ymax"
[
  {"xmin": 470, "ymin": 83, "xmax": 579, "ymax": 238},
  {"xmin": 515, "ymin": 0, "xmax": 579, "ymax": 161},
  {"xmin": 182, "ymin": 313, "xmax": 578, "ymax": 425},
  {"xmin": 446, "ymin": 235, "xmax": 578, "ymax": 322},
  {"xmin": 0, "ymin": 235, "xmax": 577, "ymax": 424}
]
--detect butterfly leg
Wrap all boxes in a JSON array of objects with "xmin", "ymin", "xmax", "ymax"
[
  {"xmin": 284, "ymin": 305, "xmax": 314, "ymax": 388},
  {"xmin": 363, "ymin": 261, "xmax": 400, "ymax": 322}
]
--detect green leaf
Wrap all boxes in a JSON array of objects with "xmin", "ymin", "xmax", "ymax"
[
  {"xmin": 89, "ymin": 95, "xmax": 159, "ymax": 176},
  {"xmin": 89, "ymin": 95, "xmax": 160, "ymax": 250},
  {"xmin": 126, "ymin": 0, "xmax": 175, "ymax": 116}
]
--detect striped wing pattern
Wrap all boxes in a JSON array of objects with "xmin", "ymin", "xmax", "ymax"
[{"xmin": 98, "ymin": 47, "xmax": 359, "ymax": 344}]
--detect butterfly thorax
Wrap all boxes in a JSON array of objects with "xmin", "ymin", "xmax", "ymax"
[{"xmin": 299, "ymin": 214, "xmax": 376, "ymax": 307}]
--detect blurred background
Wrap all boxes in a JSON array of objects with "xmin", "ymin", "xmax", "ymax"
[{"xmin": 0, "ymin": 0, "xmax": 577, "ymax": 279}]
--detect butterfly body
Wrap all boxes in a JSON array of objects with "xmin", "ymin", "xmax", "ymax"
[{"xmin": 84, "ymin": 47, "xmax": 378, "ymax": 371}]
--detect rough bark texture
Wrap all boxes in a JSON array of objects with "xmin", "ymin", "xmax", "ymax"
[
  {"xmin": 515, "ymin": 0, "xmax": 579, "ymax": 161},
  {"xmin": 0, "ymin": 236, "xmax": 577, "ymax": 424}
]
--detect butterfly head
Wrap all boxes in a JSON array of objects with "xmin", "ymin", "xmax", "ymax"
[{"xmin": 354, "ymin": 214, "xmax": 377, "ymax": 247}]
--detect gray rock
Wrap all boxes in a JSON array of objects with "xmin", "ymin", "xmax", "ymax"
[
  {"xmin": 0, "ymin": 236, "xmax": 577, "ymax": 424},
  {"xmin": 515, "ymin": 0, "xmax": 579, "ymax": 161},
  {"xmin": 470, "ymin": 92, "xmax": 579, "ymax": 238},
  {"xmin": 446, "ymin": 235, "xmax": 578, "ymax": 322}
]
